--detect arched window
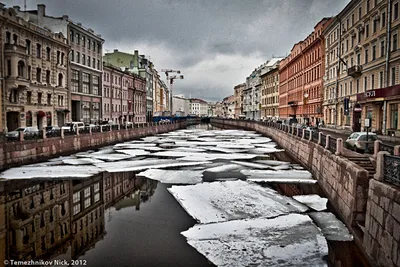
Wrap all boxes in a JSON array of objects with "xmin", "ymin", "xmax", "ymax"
[
  {"xmin": 58, "ymin": 73, "xmax": 63, "ymax": 87},
  {"xmin": 17, "ymin": 61, "xmax": 25, "ymax": 78}
]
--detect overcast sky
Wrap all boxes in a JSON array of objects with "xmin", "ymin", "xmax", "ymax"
[{"xmin": 7, "ymin": 0, "xmax": 348, "ymax": 102}]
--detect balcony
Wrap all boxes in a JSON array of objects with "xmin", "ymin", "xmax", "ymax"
[
  {"xmin": 4, "ymin": 43, "xmax": 28, "ymax": 55},
  {"xmin": 6, "ymin": 76, "xmax": 30, "ymax": 89},
  {"xmin": 347, "ymin": 65, "xmax": 362, "ymax": 77}
]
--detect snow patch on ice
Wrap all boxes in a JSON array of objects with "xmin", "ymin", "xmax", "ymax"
[
  {"xmin": 0, "ymin": 166, "xmax": 102, "ymax": 179},
  {"xmin": 309, "ymin": 212, "xmax": 353, "ymax": 241},
  {"xmin": 293, "ymin": 195, "xmax": 328, "ymax": 211}
]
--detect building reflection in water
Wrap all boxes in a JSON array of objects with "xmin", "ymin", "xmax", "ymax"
[{"xmin": 0, "ymin": 172, "xmax": 158, "ymax": 265}]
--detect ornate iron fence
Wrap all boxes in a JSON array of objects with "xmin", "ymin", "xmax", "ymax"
[
  {"xmin": 380, "ymin": 142, "xmax": 395, "ymax": 155},
  {"xmin": 312, "ymin": 131, "xmax": 319, "ymax": 143},
  {"xmin": 328, "ymin": 136, "xmax": 337, "ymax": 153},
  {"xmin": 304, "ymin": 130, "xmax": 310, "ymax": 140},
  {"xmin": 384, "ymin": 155, "xmax": 400, "ymax": 187},
  {"xmin": 321, "ymin": 134, "xmax": 327, "ymax": 147}
]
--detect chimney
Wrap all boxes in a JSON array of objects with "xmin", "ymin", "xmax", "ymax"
[
  {"xmin": 13, "ymin": 6, "xmax": 20, "ymax": 11},
  {"xmin": 37, "ymin": 4, "xmax": 46, "ymax": 16},
  {"xmin": 62, "ymin": 15, "xmax": 69, "ymax": 20},
  {"xmin": 114, "ymin": 49, "xmax": 118, "ymax": 53}
]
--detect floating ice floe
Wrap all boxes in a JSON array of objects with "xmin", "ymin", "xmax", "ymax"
[
  {"xmin": 253, "ymin": 142, "xmax": 278, "ymax": 148},
  {"xmin": 231, "ymin": 161, "xmax": 272, "ymax": 170},
  {"xmin": 168, "ymin": 180, "xmax": 308, "ymax": 224},
  {"xmin": 113, "ymin": 143, "xmax": 156, "ymax": 149},
  {"xmin": 308, "ymin": 212, "xmax": 353, "ymax": 241},
  {"xmin": 62, "ymin": 158, "xmax": 104, "ymax": 165},
  {"xmin": 254, "ymin": 160, "xmax": 291, "ymax": 166},
  {"xmin": 249, "ymin": 147, "xmax": 285, "ymax": 154},
  {"xmin": 0, "ymin": 165, "xmax": 102, "ymax": 179},
  {"xmin": 95, "ymin": 159, "xmax": 211, "ymax": 173},
  {"xmin": 152, "ymin": 151, "xmax": 259, "ymax": 160},
  {"xmin": 141, "ymin": 136, "xmax": 160, "ymax": 142},
  {"xmin": 114, "ymin": 149, "xmax": 151, "ymax": 157},
  {"xmin": 293, "ymin": 195, "xmax": 328, "ymax": 211},
  {"xmin": 203, "ymin": 164, "xmax": 241, "ymax": 173},
  {"xmin": 272, "ymin": 164, "xmax": 292, "ymax": 170},
  {"xmin": 234, "ymin": 137, "xmax": 272, "ymax": 144},
  {"xmin": 171, "ymin": 147, "xmax": 207, "ymax": 153},
  {"xmin": 137, "ymin": 169, "xmax": 203, "ymax": 184},
  {"xmin": 90, "ymin": 153, "xmax": 136, "ymax": 161},
  {"xmin": 202, "ymin": 147, "xmax": 247, "ymax": 154},
  {"xmin": 181, "ymin": 214, "xmax": 328, "ymax": 267},
  {"xmin": 48, "ymin": 156, "xmax": 76, "ymax": 162},
  {"xmin": 241, "ymin": 169, "xmax": 316, "ymax": 184},
  {"xmin": 90, "ymin": 148, "xmax": 115, "ymax": 155},
  {"xmin": 216, "ymin": 143, "xmax": 255, "ymax": 149}
]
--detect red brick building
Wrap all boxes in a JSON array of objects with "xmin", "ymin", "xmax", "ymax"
[{"xmin": 279, "ymin": 18, "xmax": 333, "ymax": 125}]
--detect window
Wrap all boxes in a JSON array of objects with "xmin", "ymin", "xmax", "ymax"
[
  {"xmin": 381, "ymin": 41, "xmax": 385, "ymax": 57},
  {"xmin": 94, "ymin": 193, "xmax": 100, "ymax": 203},
  {"xmin": 38, "ymin": 92, "xmax": 42, "ymax": 105},
  {"xmin": 380, "ymin": 71, "xmax": 384, "ymax": 88},
  {"xmin": 84, "ymin": 187, "xmax": 91, "ymax": 198},
  {"xmin": 358, "ymin": 7, "xmax": 362, "ymax": 20},
  {"xmin": 82, "ymin": 54, "xmax": 86, "ymax": 65},
  {"xmin": 70, "ymin": 30, "xmax": 74, "ymax": 43},
  {"xmin": 56, "ymin": 51, "xmax": 60, "ymax": 64},
  {"xmin": 372, "ymin": 45, "xmax": 376, "ymax": 60},
  {"xmin": 350, "ymin": 81, "xmax": 353, "ymax": 95},
  {"xmin": 393, "ymin": 34, "xmax": 398, "ymax": 51},
  {"xmin": 26, "ymin": 39, "xmax": 31, "ymax": 55},
  {"xmin": 97, "ymin": 60, "xmax": 100, "ymax": 70},
  {"xmin": 17, "ymin": 61, "xmax": 25, "ymax": 77},
  {"xmin": 357, "ymin": 53, "xmax": 361, "ymax": 65},
  {"xmin": 84, "ymin": 198, "xmax": 91, "ymax": 209},
  {"xmin": 76, "ymin": 33, "xmax": 80, "ymax": 44},
  {"xmin": 352, "ymin": 13, "xmax": 355, "ymax": 25},
  {"xmin": 58, "ymin": 73, "xmax": 63, "ymax": 87},
  {"xmin": 71, "ymin": 49, "xmax": 74, "ymax": 62},
  {"xmin": 46, "ymin": 70, "xmax": 50, "ymax": 84},
  {"xmin": 356, "ymin": 79, "xmax": 360, "ymax": 93},
  {"xmin": 46, "ymin": 47, "xmax": 51, "ymax": 60},
  {"xmin": 47, "ymin": 94, "xmax": 51, "ymax": 105},
  {"xmin": 394, "ymin": 2, "xmax": 399, "ymax": 20},
  {"xmin": 390, "ymin": 104, "xmax": 398, "ymax": 129},
  {"xmin": 365, "ymin": 24, "xmax": 369, "ymax": 38},
  {"xmin": 36, "ymin": 44, "xmax": 41, "ymax": 58},
  {"xmin": 382, "ymin": 12, "xmax": 386, "ymax": 28},
  {"xmin": 27, "ymin": 91, "xmax": 32, "ymax": 104},
  {"xmin": 77, "ymin": 52, "xmax": 80, "ymax": 63},
  {"xmin": 13, "ymin": 34, "xmax": 18, "ymax": 44},
  {"xmin": 37, "ymin": 68, "xmax": 42, "ymax": 82},
  {"xmin": 82, "ymin": 36, "xmax": 86, "ymax": 47},
  {"xmin": 73, "ymin": 192, "xmax": 80, "ymax": 203},
  {"xmin": 371, "ymin": 74, "xmax": 375, "ymax": 89},
  {"xmin": 391, "ymin": 67, "xmax": 396, "ymax": 85},
  {"xmin": 93, "ymin": 76, "xmax": 99, "ymax": 95},
  {"xmin": 87, "ymin": 56, "xmax": 90, "ymax": 67},
  {"xmin": 365, "ymin": 49, "xmax": 369, "ymax": 64},
  {"xmin": 92, "ymin": 58, "xmax": 96, "ymax": 68},
  {"xmin": 87, "ymin": 38, "xmax": 91, "ymax": 50},
  {"xmin": 366, "ymin": 0, "xmax": 370, "ymax": 13},
  {"xmin": 5, "ymin": 31, "xmax": 10, "ymax": 43},
  {"xmin": 73, "ymin": 204, "xmax": 80, "ymax": 215},
  {"xmin": 364, "ymin": 77, "xmax": 368, "ymax": 91}
]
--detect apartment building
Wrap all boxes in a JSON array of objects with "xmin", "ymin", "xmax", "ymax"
[
  {"xmin": 1, "ymin": 6, "xmax": 70, "ymax": 132},
  {"xmin": 243, "ymin": 68, "xmax": 262, "ymax": 120},
  {"xmin": 233, "ymin": 83, "xmax": 245, "ymax": 119},
  {"xmin": 279, "ymin": 18, "xmax": 332, "ymax": 126},
  {"xmin": 15, "ymin": 5, "xmax": 104, "ymax": 124},
  {"xmin": 324, "ymin": 0, "xmax": 400, "ymax": 135},
  {"xmin": 154, "ymin": 73, "xmax": 169, "ymax": 114},
  {"xmin": 189, "ymin": 98, "xmax": 208, "ymax": 116},
  {"xmin": 260, "ymin": 59, "xmax": 282, "ymax": 120},
  {"xmin": 102, "ymin": 64, "xmax": 131, "ymax": 124}
]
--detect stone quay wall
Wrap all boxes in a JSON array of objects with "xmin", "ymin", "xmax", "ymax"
[
  {"xmin": 363, "ymin": 179, "xmax": 400, "ymax": 267},
  {"xmin": 0, "ymin": 121, "xmax": 187, "ymax": 171}
]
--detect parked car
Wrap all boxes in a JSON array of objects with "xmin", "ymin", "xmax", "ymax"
[
  {"xmin": 62, "ymin": 122, "xmax": 85, "ymax": 133},
  {"xmin": 345, "ymin": 132, "xmax": 378, "ymax": 153},
  {"xmin": 45, "ymin": 126, "xmax": 61, "ymax": 137},
  {"xmin": 6, "ymin": 127, "xmax": 39, "ymax": 140},
  {"xmin": 306, "ymin": 126, "xmax": 319, "ymax": 132}
]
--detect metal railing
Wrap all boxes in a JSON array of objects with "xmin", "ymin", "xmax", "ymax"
[
  {"xmin": 111, "ymin": 125, "xmax": 119, "ymax": 131},
  {"xmin": 384, "ymin": 155, "xmax": 400, "ymax": 187},
  {"xmin": 380, "ymin": 142, "xmax": 395, "ymax": 155},
  {"xmin": 328, "ymin": 136, "xmax": 337, "ymax": 153},
  {"xmin": 321, "ymin": 134, "xmax": 327, "ymax": 147},
  {"xmin": 297, "ymin": 128, "xmax": 302, "ymax": 137},
  {"xmin": 304, "ymin": 130, "xmax": 310, "ymax": 140},
  {"xmin": 312, "ymin": 131, "xmax": 319, "ymax": 143}
]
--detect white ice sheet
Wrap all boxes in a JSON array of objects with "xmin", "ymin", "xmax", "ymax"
[
  {"xmin": 0, "ymin": 165, "xmax": 102, "ymax": 179},
  {"xmin": 308, "ymin": 212, "xmax": 353, "ymax": 241},
  {"xmin": 137, "ymin": 169, "xmax": 203, "ymax": 184},
  {"xmin": 293, "ymin": 195, "xmax": 328, "ymax": 211}
]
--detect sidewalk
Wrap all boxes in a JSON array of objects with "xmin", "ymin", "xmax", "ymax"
[{"xmin": 320, "ymin": 126, "xmax": 400, "ymax": 145}]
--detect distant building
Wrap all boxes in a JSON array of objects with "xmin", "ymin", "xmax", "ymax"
[
  {"xmin": 260, "ymin": 60, "xmax": 281, "ymax": 120},
  {"xmin": 15, "ymin": 4, "xmax": 105, "ymax": 124},
  {"xmin": 104, "ymin": 50, "xmax": 154, "ymax": 122},
  {"xmin": 222, "ymin": 95, "xmax": 235, "ymax": 118},
  {"xmin": 172, "ymin": 94, "xmax": 190, "ymax": 116},
  {"xmin": 233, "ymin": 83, "xmax": 245, "ymax": 119},
  {"xmin": 189, "ymin": 98, "xmax": 208, "ymax": 116}
]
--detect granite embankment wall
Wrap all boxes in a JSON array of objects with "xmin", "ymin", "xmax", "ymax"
[
  {"xmin": 211, "ymin": 119, "xmax": 400, "ymax": 267},
  {"xmin": 0, "ymin": 121, "xmax": 186, "ymax": 171}
]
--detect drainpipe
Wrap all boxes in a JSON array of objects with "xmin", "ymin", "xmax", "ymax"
[{"xmin": 383, "ymin": 0, "xmax": 392, "ymax": 135}]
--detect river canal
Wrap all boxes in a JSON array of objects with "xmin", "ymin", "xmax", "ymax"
[{"xmin": 0, "ymin": 124, "xmax": 360, "ymax": 267}]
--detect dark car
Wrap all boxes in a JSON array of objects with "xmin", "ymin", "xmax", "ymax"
[{"xmin": 45, "ymin": 126, "xmax": 61, "ymax": 137}]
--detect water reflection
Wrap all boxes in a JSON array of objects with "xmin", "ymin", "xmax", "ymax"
[{"xmin": 0, "ymin": 173, "xmax": 158, "ymax": 264}]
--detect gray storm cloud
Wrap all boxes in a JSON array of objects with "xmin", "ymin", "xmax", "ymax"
[{"xmin": 7, "ymin": 0, "xmax": 348, "ymax": 101}]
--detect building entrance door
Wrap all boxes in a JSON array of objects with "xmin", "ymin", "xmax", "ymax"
[
  {"xmin": 6, "ymin": 112, "xmax": 19, "ymax": 132},
  {"xmin": 352, "ymin": 111, "xmax": 362, "ymax": 132}
]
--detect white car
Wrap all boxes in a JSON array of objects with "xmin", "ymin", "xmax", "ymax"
[
  {"xmin": 345, "ymin": 132, "xmax": 378, "ymax": 153},
  {"xmin": 62, "ymin": 122, "xmax": 85, "ymax": 132}
]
